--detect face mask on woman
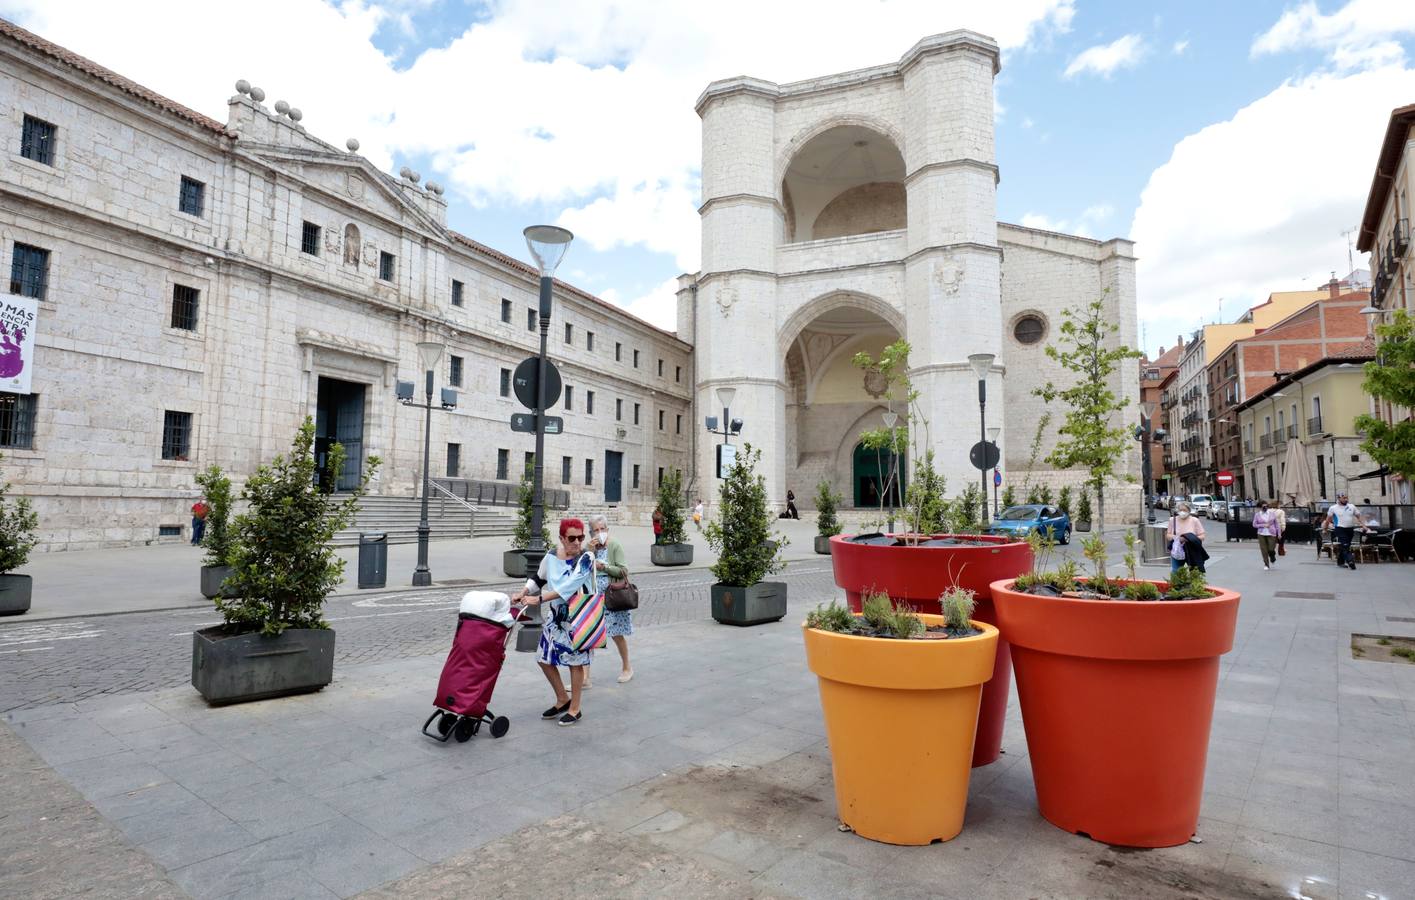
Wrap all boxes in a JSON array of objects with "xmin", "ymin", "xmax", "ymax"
[
  {"xmin": 596, "ymin": 530, "xmax": 608, "ymax": 544},
  {"xmin": 1178, "ymin": 510, "xmax": 1191, "ymax": 520}
]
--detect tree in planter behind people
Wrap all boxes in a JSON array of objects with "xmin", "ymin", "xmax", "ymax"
[
  {"xmin": 903, "ymin": 451, "xmax": 949, "ymax": 537},
  {"xmin": 195, "ymin": 465, "xmax": 235, "ymax": 569},
  {"xmin": 1058, "ymin": 485, "xmax": 1073, "ymax": 517},
  {"xmin": 814, "ymin": 479, "xmax": 843, "ymax": 552},
  {"xmin": 510, "ymin": 471, "xmax": 551, "ymax": 552},
  {"xmin": 656, "ymin": 468, "xmax": 688, "ymax": 546},
  {"xmin": 1076, "ymin": 489, "xmax": 1093, "ymax": 528},
  {"xmin": 1033, "ymin": 294, "xmax": 1142, "ymax": 531},
  {"xmin": 1355, "ymin": 309, "xmax": 1415, "ymax": 483},
  {"xmin": 852, "ymin": 339, "xmax": 920, "ymax": 528},
  {"xmin": 1000, "ymin": 484, "xmax": 1016, "ymax": 510},
  {"xmin": 0, "ymin": 453, "xmax": 39, "ymax": 614},
  {"xmin": 706, "ymin": 443, "xmax": 785, "ymax": 586},
  {"xmin": 219, "ymin": 419, "xmax": 379, "ymax": 635}
]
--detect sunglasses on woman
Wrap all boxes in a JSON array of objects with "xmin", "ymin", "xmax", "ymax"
[{"xmin": 564, "ymin": 533, "xmax": 585, "ymax": 543}]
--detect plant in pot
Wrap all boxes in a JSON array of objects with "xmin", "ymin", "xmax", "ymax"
[
  {"xmin": 195, "ymin": 465, "xmax": 238, "ymax": 600},
  {"xmin": 803, "ymin": 586, "xmax": 999, "ymax": 845},
  {"xmin": 650, "ymin": 467, "xmax": 693, "ymax": 566},
  {"xmin": 1000, "ymin": 483, "xmax": 1016, "ymax": 511},
  {"xmin": 191, "ymin": 419, "xmax": 378, "ymax": 705},
  {"xmin": 705, "ymin": 444, "xmax": 787, "ymax": 625},
  {"xmin": 1057, "ymin": 485, "xmax": 1072, "ymax": 518},
  {"xmin": 0, "ymin": 454, "xmax": 38, "ymax": 616},
  {"xmin": 1075, "ymin": 489, "xmax": 1092, "ymax": 532},
  {"xmin": 990, "ymin": 535, "xmax": 1240, "ymax": 847},
  {"xmin": 503, "ymin": 472, "xmax": 551, "ymax": 578},
  {"xmin": 813, "ymin": 479, "xmax": 843, "ymax": 555}
]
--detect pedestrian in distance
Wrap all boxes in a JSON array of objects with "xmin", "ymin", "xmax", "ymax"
[
  {"xmin": 1322, "ymin": 492, "xmax": 1367, "ymax": 570},
  {"xmin": 1273, "ymin": 503, "xmax": 1288, "ymax": 563},
  {"xmin": 190, "ymin": 497, "xmax": 209, "ymax": 545},
  {"xmin": 785, "ymin": 489, "xmax": 799, "ymax": 519},
  {"xmin": 1165, "ymin": 501, "xmax": 1206, "ymax": 574},
  {"xmin": 1253, "ymin": 501, "xmax": 1280, "ymax": 571},
  {"xmin": 588, "ymin": 514, "xmax": 633, "ymax": 685},
  {"xmin": 652, "ymin": 507, "xmax": 663, "ymax": 545},
  {"xmin": 692, "ymin": 499, "xmax": 704, "ymax": 531},
  {"xmin": 510, "ymin": 518, "xmax": 597, "ymax": 726}
]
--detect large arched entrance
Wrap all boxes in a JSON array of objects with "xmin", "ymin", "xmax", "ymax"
[{"xmin": 780, "ymin": 124, "xmax": 906, "ymax": 244}]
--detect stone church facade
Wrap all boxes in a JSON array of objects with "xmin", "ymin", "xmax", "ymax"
[
  {"xmin": 0, "ymin": 19, "xmax": 691, "ymax": 550},
  {"xmin": 680, "ymin": 32, "xmax": 1140, "ymax": 515}
]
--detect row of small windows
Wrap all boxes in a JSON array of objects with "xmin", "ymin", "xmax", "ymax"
[
  {"xmin": 493, "ymin": 296, "xmax": 679, "ymax": 380},
  {"xmin": 9, "ymin": 402, "xmax": 201, "ymax": 459},
  {"xmin": 494, "ymin": 368, "xmax": 682, "ymax": 431},
  {"xmin": 300, "ymin": 221, "xmax": 396, "ymax": 281},
  {"xmin": 13, "ymin": 240, "xmax": 205, "ymax": 332},
  {"xmin": 490, "ymin": 449, "xmax": 654, "ymax": 491}
]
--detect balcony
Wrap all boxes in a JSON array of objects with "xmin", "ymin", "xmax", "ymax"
[
  {"xmin": 1260, "ymin": 434, "xmax": 1272, "ymax": 451},
  {"xmin": 1396, "ymin": 218, "xmax": 1410, "ymax": 257},
  {"xmin": 1274, "ymin": 430, "xmax": 1287, "ymax": 445},
  {"xmin": 1287, "ymin": 423, "xmax": 1298, "ymax": 440},
  {"xmin": 1244, "ymin": 440, "xmax": 1253, "ymax": 454},
  {"xmin": 1308, "ymin": 415, "xmax": 1323, "ymax": 435}
]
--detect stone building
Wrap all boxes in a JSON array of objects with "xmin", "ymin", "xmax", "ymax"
[
  {"xmin": 0, "ymin": 19, "xmax": 691, "ymax": 550},
  {"xmin": 1139, "ymin": 339, "xmax": 1183, "ymax": 496},
  {"xmin": 679, "ymin": 32, "xmax": 1140, "ymax": 517}
]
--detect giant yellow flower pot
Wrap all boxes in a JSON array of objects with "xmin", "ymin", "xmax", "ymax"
[{"xmin": 803, "ymin": 615, "xmax": 998, "ymax": 845}]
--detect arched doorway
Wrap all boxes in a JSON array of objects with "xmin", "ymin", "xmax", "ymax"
[
  {"xmin": 852, "ymin": 441, "xmax": 905, "ymax": 508},
  {"xmin": 780, "ymin": 125, "xmax": 906, "ymax": 243}
]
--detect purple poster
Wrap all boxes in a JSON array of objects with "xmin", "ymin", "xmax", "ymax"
[{"xmin": 0, "ymin": 295, "xmax": 37, "ymax": 395}]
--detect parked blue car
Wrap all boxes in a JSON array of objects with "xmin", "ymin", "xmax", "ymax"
[{"xmin": 988, "ymin": 504, "xmax": 1072, "ymax": 544}]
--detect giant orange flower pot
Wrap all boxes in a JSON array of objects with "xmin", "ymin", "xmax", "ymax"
[
  {"xmin": 830, "ymin": 534, "xmax": 1031, "ymax": 767},
  {"xmin": 804, "ymin": 615, "xmax": 998, "ymax": 846},
  {"xmin": 990, "ymin": 578, "xmax": 1241, "ymax": 847}
]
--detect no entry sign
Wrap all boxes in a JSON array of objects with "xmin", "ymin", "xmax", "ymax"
[{"xmin": 1216, "ymin": 470, "xmax": 1234, "ymax": 486}]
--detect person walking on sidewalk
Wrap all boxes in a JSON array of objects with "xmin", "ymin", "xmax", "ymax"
[
  {"xmin": 510, "ymin": 518, "xmax": 594, "ymax": 726},
  {"xmin": 1165, "ymin": 501, "xmax": 1206, "ymax": 574},
  {"xmin": 692, "ymin": 499, "xmax": 704, "ymax": 531},
  {"xmin": 588, "ymin": 514, "xmax": 633, "ymax": 685},
  {"xmin": 1253, "ymin": 501, "xmax": 1280, "ymax": 571},
  {"xmin": 1322, "ymin": 492, "xmax": 1365, "ymax": 570},
  {"xmin": 190, "ymin": 498, "xmax": 209, "ymax": 546},
  {"xmin": 1273, "ymin": 503, "xmax": 1288, "ymax": 565},
  {"xmin": 651, "ymin": 507, "xmax": 663, "ymax": 545}
]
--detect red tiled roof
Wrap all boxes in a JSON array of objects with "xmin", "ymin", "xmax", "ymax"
[{"xmin": 0, "ymin": 16, "xmax": 233, "ymax": 138}]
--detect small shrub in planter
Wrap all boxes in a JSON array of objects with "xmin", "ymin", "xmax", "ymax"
[
  {"xmin": 192, "ymin": 419, "xmax": 378, "ymax": 704},
  {"xmin": 1057, "ymin": 485, "xmax": 1072, "ymax": 517},
  {"xmin": 1075, "ymin": 489, "xmax": 1092, "ymax": 531},
  {"xmin": 195, "ymin": 465, "xmax": 238, "ymax": 600},
  {"xmin": 1000, "ymin": 484, "xmax": 1016, "ymax": 510},
  {"xmin": 504, "ymin": 473, "xmax": 552, "ymax": 577},
  {"xmin": 813, "ymin": 479, "xmax": 843, "ymax": 555},
  {"xmin": 706, "ymin": 444, "xmax": 786, "ymax": 624},
  {"xmin": 0, "ymin": 453, "xmax": 38, "ymax": 616},
  {"xmin": 651, "ymin": 468, "xmax": 693, "ymax": 566}
]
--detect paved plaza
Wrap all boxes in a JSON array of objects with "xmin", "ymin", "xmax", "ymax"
[{"xmin": 3, "ymin": 531, "xmax": 1415, "ymax": 899}]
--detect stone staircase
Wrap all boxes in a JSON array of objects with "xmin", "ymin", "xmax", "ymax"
[{"xmin": 333, "ymin": 494, "xmax": 517, "ymax": 546}]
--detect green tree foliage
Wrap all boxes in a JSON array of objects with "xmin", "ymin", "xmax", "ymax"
[
  {"xmin": 657, "ymin": 467, "xmax": 688, "ymax": 545},
  {"xmin": 706, "ymin": 444, "xmax": 786, "ymax": 586},
  {"xmin": 852, "ymin": 339, "xmax": 921, "ymax": 521},
  {"xmin": 903, "ymin": 451, "xmax": 949, "ymax": 535},
  {"xmin": 814, "ymin": 479, "xmax": 843, "ymax": 538},
  {"xmin": 1057, "ymin": 485, "xmax": 1072, "ymax": 516},
  {"xmin": 0, "ymin": 453, "xmax": 38, "ymax": 574},
  {"xmin": 1077, "ymin": 489, "xmax": 1093, "ymax": 524},
  {"xmin": 1033, "ymin": 295, "xmax": 1142, "ymax": 530},
  {"xmin": 510, "ymin": 471, "xmax": 551, "ymax": 550},
  {"xmin": 195, "ymin": 465, "xmax": 235, "ymax": 568},
  {"xmin": 1355, "ymin": 309, "xmax": 1415, "ymax": 482},
  {"xmin": 220, "ymin": 419, "xmax": 379, "ymax": 635},
  {"xmin": 1000, "ymin": 484, "xmax": 1016, "ymax": 510},
  {"xmin": 950, "ymin": 483, "xmax": 985, "ymax": 534}
]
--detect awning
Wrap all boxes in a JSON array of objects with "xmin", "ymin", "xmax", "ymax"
[{"xmin": 1348, "ymin": 465, "xmax": 1392, "ymax": 481}]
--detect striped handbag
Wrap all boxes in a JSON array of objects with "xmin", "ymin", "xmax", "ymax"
[{"xmin": 563, "ymin": 588, "xmax": 607, "ymax": 652}]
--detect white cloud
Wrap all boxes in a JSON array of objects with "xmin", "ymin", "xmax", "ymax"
[
  {"xmin": 1131, "ymin": 63, "xmax": 1415, "ymax": 351},
  {"xmin": 1172, "ymin": 38, "xmax": 1189, "ymax": 55},
  {"xmin": 602, "ymin": 276, "xmax": 684, "ymax": 331},
  {"xmin": 0, "ymin": 0, "xmax": 1076, "ymax": 323},
  {"xmin": 1018, "ymin": 204, "xmax": 1112, "ymax": 238},
  {"xmin": 1251, "ymin": 0, "xmax": 1415, "ymax": 69},
  {"xmin": 1064, "ymin": 33, "xmax": 1147, "ymax": 79}
]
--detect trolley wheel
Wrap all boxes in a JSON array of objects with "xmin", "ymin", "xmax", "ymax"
[
  {"xmin": 453, "ymin": 717, "xmax": 475, "ymax": 743},
  {"xmin": 490, "ymin": 716, "xmax": 510, "ymax": 739},
  {"xmin": 436, "ymin": 712, "xmax": 455, "ymax": 737}
]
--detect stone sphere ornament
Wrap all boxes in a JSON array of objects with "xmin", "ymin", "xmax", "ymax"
[
  {"xmin": 274, "ymin": 100, "xmax": 289, "ymax": 115},
  {"xmin": 235, "ymin": 79, "xmax": 251, "ymax": 94},
  {"xmin": 346, "ymin": 138, "xmax": 360, "ymax": 152},
  {"xmin": 288, "ymin": 108, "xmax": 303, "ymax": 122},
  {"xmin": 249, "ymin": 86, "xmax": 266, "ymax": 102}
]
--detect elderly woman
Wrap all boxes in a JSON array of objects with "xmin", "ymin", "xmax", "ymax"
[
  {"xmin": 1164, "ymin": 501, "xmax": 1207, "ymax": 574},
  {"xmin": 586, "ymin": 514, "xmax": 633, "ymax": 686},
  {"xmin": 510, "ymin": 517, "xmax": 594, "ymax": 726}
]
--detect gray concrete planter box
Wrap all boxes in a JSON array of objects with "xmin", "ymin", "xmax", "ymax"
[
  {"xmin": 651, "ymin": 543, "xmax": 694, "ymax": 567},
  {"xmin": 0, "ymin": 574, "xmax": 31, "ymax": 616},
  {"xmin": 711, "ymin": 581, "xmax": 787, "ymax": 626},
  {"xmin": 200, "ymin": 565, "xmax": 237, "ymax": 600},
  {"xmin": 1075, "ymin": 521, "xmax": 1092, "ymax": 533},
  {"xmin": 814, "ymin": 536, "xmax": 833, "ymax": 555},
  {"xmin": 192, "ymin": 626, "xmax": 335, "ymax": 705},
  {"xmin": 503, "ymin": 549, "xmax": 546, "ymax": 579}
]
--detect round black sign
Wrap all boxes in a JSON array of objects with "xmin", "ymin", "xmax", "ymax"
[
  {"xmin": 970, "ymin": 440, "xmax": 1000, "ymax": 471},
  {"xmin": 513, "ymin": 357, "xmax": 562, "ymax": 410}
]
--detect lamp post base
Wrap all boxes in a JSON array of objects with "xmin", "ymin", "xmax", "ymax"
[{"xmin": 412, "ymin": 525, "xmax": 432, "ymax": 586}]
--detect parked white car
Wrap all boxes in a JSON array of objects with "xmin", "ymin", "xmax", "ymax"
[{"xmin": 1189, "ymin": 494, "xmax": 1214, "ymax": 517}]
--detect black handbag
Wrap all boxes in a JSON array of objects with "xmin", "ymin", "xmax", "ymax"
[{"xmin": 605, "ymin": 579, "xmax": 639, "ymax": 612}]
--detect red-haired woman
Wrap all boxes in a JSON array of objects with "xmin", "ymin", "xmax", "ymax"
[{"xmin": 511, "ymin": 517, "xmax": 593, "ymax": 726}]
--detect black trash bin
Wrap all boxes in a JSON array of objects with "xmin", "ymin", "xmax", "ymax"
[{"xmin": 358, "ymin": 533, "xmax": 387, "ymax": 589}]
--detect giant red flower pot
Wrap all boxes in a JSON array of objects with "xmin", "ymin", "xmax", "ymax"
[
  {"xmin": 990, "ymin": 578, "xmax": 1241, "ymax": 848},
  {"xmin": 830, "ymin": 534, "xmax": 1031, "ymax": 767}
]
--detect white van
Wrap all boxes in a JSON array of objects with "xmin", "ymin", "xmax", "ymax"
[{"xmin": 1189, "ymin": 494, "xmax": 1213, "ymax": 517}]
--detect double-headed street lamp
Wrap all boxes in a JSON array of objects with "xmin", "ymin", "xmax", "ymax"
[
  {"xmin": 400, "ymin": 341, "xmax": 457, "ymax": 586},
  {"xmin": 522, "ymin": 225, "xmax": 575, "ymax": 565},
  {"xmin": 968, "ymin": 353, "xmax": 996, "ymax": 528},
  {"xmin": 705, "ymin": 386, "xmax": 744, "ymax": 477},
  {"xmin": 1135, "ymin": 400, "xmax": 1164, "ymax": 525}
]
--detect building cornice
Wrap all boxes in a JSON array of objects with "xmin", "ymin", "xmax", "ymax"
[{"xmin": 905, "ymin": 159, "xmax": 999, "ymax": 185}]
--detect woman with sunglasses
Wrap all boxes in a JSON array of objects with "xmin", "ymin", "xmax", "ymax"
[{"xmin": 510, "ymin": 517, "xmax": 593, "ymax": 726}]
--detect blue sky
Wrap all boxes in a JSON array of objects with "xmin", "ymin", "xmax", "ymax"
[{"xmin": 6, "ymin": 0, "xmax": 1414, "ymax": 353}]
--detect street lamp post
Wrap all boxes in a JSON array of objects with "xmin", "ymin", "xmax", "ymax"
[
  {"xmin": 987, "ymin": 425, "xmax": 1001, "ymax": 516},
  {"xmin": 1138, "ymin": 400, "xmax": 1159, "ymax": 525},
  {"xmin": 968, "ymin": 353, "xmax": 996, "ymax": 528},
  {"xmin": 411, "ymin": 341, "xmax": 445, "ymax": 586},
  {"xmin": 704, "ymin": 386, "xmax": 743, "ymax": 479},
  {"xmin": 522, "ymin": 226, "xmax": 574, "ymax": 566}
]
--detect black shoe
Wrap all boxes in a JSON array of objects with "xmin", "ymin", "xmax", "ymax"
[
  {"xmin": 1349, "ymin": 562, "xmax": 1357, "ymax": 570},
  {"xmin": 542, "ymin": 701, "xmax": 570, "ymax": 719},
  {"xmin": 557, "ymin": 711, "xmax": 582, "ymax": 727}
]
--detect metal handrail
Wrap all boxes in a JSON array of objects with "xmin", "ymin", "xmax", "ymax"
[{"xmin": 428, "ymin": 478, "xmax": 484, "ymax": 517}]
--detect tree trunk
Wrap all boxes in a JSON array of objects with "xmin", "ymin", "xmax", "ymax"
[{"xmin": 1095, "ymin": 484, "xmax": 1105, "ymax": 533}]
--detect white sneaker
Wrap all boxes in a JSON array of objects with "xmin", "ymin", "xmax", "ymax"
[{"xmin": 617, "ymin": 669, "xmax": 634, "ymax": 684}]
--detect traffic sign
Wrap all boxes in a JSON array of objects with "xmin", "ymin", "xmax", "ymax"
[
  {"xmin": 993, "ymin": 468, "xmax": 1002, "ymax": 487},
  {"xmin": 1216, "ymin": 470, "xmax": 1234, "ymax": 486},
  {"xmin": 970, "ymin": 440, "xmax": 1000, "ymax": 471},
  {"xmin": 512, "ymin": 357, "xmax": 562, "ymax": 410},
  {"xmin": 510, "ymin": 413, "xmax": 564, "ymax": 435}
]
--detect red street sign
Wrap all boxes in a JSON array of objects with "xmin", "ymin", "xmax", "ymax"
[{"xmin": 1216, "ymin": 470, "xmax": 1234, "ymax": 486}]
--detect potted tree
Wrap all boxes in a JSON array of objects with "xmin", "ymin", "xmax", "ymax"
[
  {"xmin": 1057, "ymin": 485, "xmax": 1072, "ymax": 518},
  {"xmin": 831, "ymin": 341, "xmax": 1031, "ymax": 767},
  {"xmin": 503, "ymin": 472, "xmax": 551, "ymax": 578},
  {"xmin": 804, "ymin": 587, "xmax": 999, "ymax": 845},
  {"xmin": 0, "ymin": 454, "xmax": 38, "ymax": 616},
  {"xmin": 650, "ymin": 467, "xmax": 693, "ymax": 566},
  {"xmin": 706, "ymin": 444, "xmax": 787, "ymax": 625},
  {"xmin": 195, "ymin": 465, "xmax": 238, "ymax": 600},
  {"xmin": 1075, "ymin": 489, "xmax": 1093, "ymax": 532},
  {"xmin": 813, "ymin": 479, "xmax": 842, "ymax": 555},
  {"xmin": 191, "ymin": 419, "xmax": 378, "ymax": 705},
  {"xmin": 990, "ymin": 542, "xmax": 1240, "ymax": 847}
]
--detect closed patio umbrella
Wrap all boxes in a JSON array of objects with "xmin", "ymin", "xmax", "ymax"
[{"xmin": 1279, "ymin": 440, "xmax": 1318, "ymax": 508}]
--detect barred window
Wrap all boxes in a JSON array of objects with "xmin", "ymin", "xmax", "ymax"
[
  {"xmin": 10, "ymin": 243, "xmax": 50, "ymax": 300},
  {"xmin": 675, "ymin": 365, "xmax": 681, "ymax": 383},
  {"xmin": 379, "ymin": 251, "xmax": 395, "ymax": 282},
  {"xmin": 562, "ymin": 455, "xmax": 572, "ymax": 485},
  {"xmin": 616, "ymin": 398, "xmax": 623, "ymax": 421},
  {"xmin": 586, "ymin": 390, "xmax": 594, "ymax": 415},
  {"xmin": 657, "ymin": 359, "xmax": 664, "ymax": 377},
  {"xmin": 170, "ymin": 284, "xmax": 199, "ymax": 331},
  {"xmin": 585, "ymin": 459, "xmax": 593, "ymax": 486},
  {"xmin": 448, "ymin": 355, "xmax": 463, "ymax": 387},
  {"xmin": 496, "ymin": 448, "xmax": 509, "ymax": 480},
  {"xmin": 632, "ymin": 464, "xmax": 640, "ymax": 489},
  {"xmin": 524, "ymin": 451, "xmax": 535, "ymax": 476},
  {"xmin": 564, "ymin": 322, "xmax": 573, "ymax": 344},
  {"xmin": 20, "ymin": 115, "xmax": 55, "ymax": 165},
  {"xmin": 301, "ymin": 221, "xmax": 320, "ymax": 256},
  {"xmin": 500, "ymin": 298, "xmax": 512, "ymax": 323},
  {"xmin": 633, "ymin": 402, "xmax": 640, "ymax": 425},
  {"xmin": 586, "ymin": 331, "xmax": 594, "ymax": 351},
  {"xmin": 178, "ymin": 177, "xmax": 204, "ymax": 217},
  {"xmin": 615, "ymin": 342, "xmax": 622, "ymax": 362},
  {"xmin": 446, "ymin": 443, "xmax": 460, "ymax": 478},
  {"xmin": 633, "ymin": 349, "xmax": 640, "ymax": 368},
  {"xmin": 0, "ymin": 393, "xmax": 37, "ymax": 449},
  {"xmin": 499, "ymin": 367, "xmax": 511, "ymax": 397},
  {"xmin": 676, "ymin": 414, "xmax": 682, "ymax": 434},
  {"xmin": 526, "ymin": 308, "xmax": 537, "ymax": 331},
  {"xmin": 658, "ymin": 410, "xmax": 665, "ymax": 430},
  {"xmin": 161, "ymin": 410, "xmax": 192, "ymax": 460},
  {"xmin": 564, "ymin": 386, "xmax": 573, "ymax": 411},
  {"xmin": 451, "ymin": 279, "xmax": 464, "ymax": 307}
]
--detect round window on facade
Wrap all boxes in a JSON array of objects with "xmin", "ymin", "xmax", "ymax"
[{"xmin": 1013, "ymin": 314, "xmax": 1046, "ymax": 345}]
